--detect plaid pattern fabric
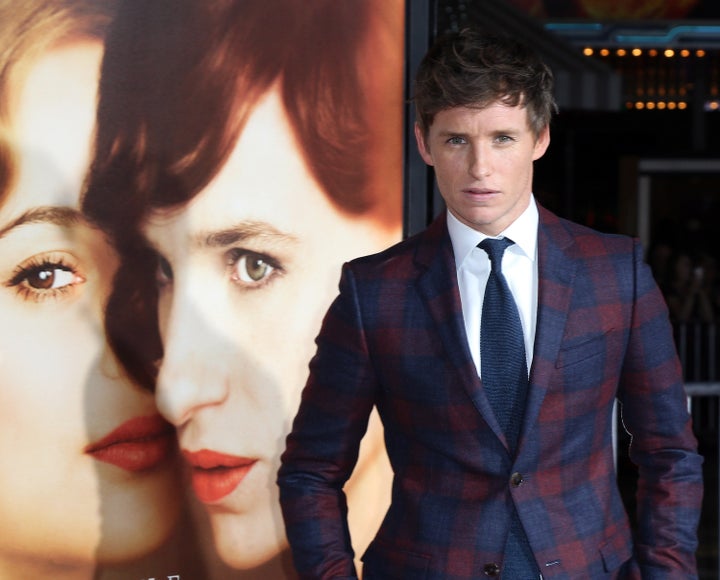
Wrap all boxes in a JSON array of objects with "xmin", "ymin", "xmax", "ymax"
[{"xmin": 278, "ymin": 206, "xmax": 703, "ymax": 580}]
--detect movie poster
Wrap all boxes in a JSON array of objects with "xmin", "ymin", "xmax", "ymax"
[{"xmin": 0, "ymin": 1, "xmax": 404, "ymax": 578}]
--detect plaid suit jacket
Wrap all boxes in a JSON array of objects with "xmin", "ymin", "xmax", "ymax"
[{"xmin": 278, "ymin": 205, "xmax": 703, "ymax": 579}]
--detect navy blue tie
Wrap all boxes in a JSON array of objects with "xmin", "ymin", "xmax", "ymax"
[
  {"xmin": 479, "ymin": 237, "xmax": 538, "ymax": 579},
  {"xmin": 479, "ymin": 237, "xmax": 528, "ymax": 451}
]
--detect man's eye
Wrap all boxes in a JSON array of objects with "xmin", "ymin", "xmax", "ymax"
[{"xmin": 447, "ymin": 136, "xmax": 465, "ymax": 145}]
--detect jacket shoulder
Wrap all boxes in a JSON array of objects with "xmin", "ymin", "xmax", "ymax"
[
  {"xmin": 539, "ymin": 205, "xmax": 638, "ymax": 257},
  {"xmin": 347, "ymin": 213, "xmax": 448, "ymax": 278}
]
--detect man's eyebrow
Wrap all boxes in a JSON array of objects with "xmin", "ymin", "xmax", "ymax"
[
  {"xmin": 437, "ymin": 129, "xmax": 468, "ymax": 137},
  {"xmin": 436, "ymin": 128, "xmax": 520, "ymax": 137},
  {"xmin": 0, "ymin": 206, "xmax": 84, "ymax": 240},
  {"xmin": 202, "ymin": 220, "xmax": 298, "ymax": 248}
]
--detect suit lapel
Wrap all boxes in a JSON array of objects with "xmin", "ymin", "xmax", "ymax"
[
  {"xmin": 518, "ymin": 206, "xmax": 576, "ymax": 449},
  {"xmin": 414, "ymin": 214, "xmax": 509, "ymax": 446},
  {"xmin": 411, "ymin": 207, "xmax": 579, "ymax": 453}
]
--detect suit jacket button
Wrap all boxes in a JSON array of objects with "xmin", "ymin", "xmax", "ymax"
[
  {"xmin": 511, "ymin": 472, "xmax": 524, "ymax": 487},
  {"xmin": 484, "ymin": 562, "xmax": 501, "ymax": 576}
]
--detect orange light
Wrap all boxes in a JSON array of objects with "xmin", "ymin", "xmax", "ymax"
[
  {"xmin": 657, "ymin": 102, "xmax": 667, "ymax": 110},
  {"xmin": 635, "ymin": 102, "xmax": 645, "ymax": 110},
  {"xmin": 664, "ymin": 49, "xmax": 675, "ymax": 58},
  {"xmin": 583, "ymin": 47, "xmax": 594, "ymax": 56},
  {"xmin": 649, "ymin": 49, "xmax": 658, "ymax": 57},
  {"xmin": 696, "ymin": 49, "xmax": 706, "ymax": 57},
  {"xmin": 668, "ymin": 102, "xmax": 677, "ymax": 110},
  {"xmin": 680, "ymin": 49, "xmax": 690, "ymax": 57},
  {"xmin": 632, "ymin": 48, "xmax": 642, "ymax": 57},
  {"xmin": 616, "ymin": 48, "xmax": 627, "ymax": 57},
  {"xmin": 646, "ymin": 102, "xmax": 656, "ymax": 110},
  {"xmin": 678, "ymin": 102, "xmax": 687, "ymax": 110},
  {"xmin": 600, "ymin": 48, "xmax": 610, "ymax": 57}
]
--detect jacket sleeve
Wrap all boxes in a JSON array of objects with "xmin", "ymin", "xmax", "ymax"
[
  {"xmin": 277, "ymin": 263, "xmax": 378, "ymax": 579},
  {"xmin": 617, "ymin": 240, "xmax": 704, "ymax": 578}
]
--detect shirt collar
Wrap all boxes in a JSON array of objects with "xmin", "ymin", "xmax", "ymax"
[{"xmin": 447, "ymin": 196, "xmax": 539, "ymax": 271}]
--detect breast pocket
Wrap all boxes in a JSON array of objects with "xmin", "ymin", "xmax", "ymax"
[
  {"xmin": 555, "ymin": 330, "xmax": 613, "ymax": 369},
  {"xmin": 552, "ymin": 330, "xmax": 625, "ymax": 400}
]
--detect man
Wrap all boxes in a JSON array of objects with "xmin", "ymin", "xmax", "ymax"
[{"xmin": 278, "ymin": 29, "xmax": 703, "ymax": 579}]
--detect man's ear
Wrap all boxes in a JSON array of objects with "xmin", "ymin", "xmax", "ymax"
[
  {"xmin": 414, "ymin": 122, "xmax": 434, "ymax": 166},
  {"xmin": 532, "ymin": 124, "xmax": 551, "ymax": 161}
]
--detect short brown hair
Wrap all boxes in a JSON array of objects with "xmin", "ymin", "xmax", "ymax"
[{"xmin": 413, "ymin": 28, "xmax": 557, "ymax": 138}]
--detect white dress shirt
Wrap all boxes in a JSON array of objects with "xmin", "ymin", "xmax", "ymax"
[{"xmin": 447, "ymin": 197, "xmax": 539, "ymax": 378}]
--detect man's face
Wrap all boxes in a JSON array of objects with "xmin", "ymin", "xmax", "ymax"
[{"xmin": 415, "ymin": 103, "xmax": 549, "ymax": 236}]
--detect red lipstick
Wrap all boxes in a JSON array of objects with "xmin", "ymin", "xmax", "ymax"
[
  {"xmin": 85, "ymin": 414, "xmax": 175, "ymax": 472},
  {"xmin": 183, "ymin": 449, "xmax": 256, "ymax": 503}
]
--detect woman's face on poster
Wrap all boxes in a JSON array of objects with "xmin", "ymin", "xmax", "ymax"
[
  {"xmin": 0, "ymin": 40, "xmax": 179, "ymax": 570},
  {"xmin": 144, "ymin": 86, "xmax": 392, "ymax": 569}
]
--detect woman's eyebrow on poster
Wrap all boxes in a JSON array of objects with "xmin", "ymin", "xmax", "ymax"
[{"xmin": 0, "ymin": 206, "xmax": 84, "ymax": 239}]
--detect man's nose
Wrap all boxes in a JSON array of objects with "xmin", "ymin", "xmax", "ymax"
[{"xmin": 469, "ymin": 143, "xmax": 491, "ymax": 179}]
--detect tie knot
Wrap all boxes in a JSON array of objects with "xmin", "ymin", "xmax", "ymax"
[{"xmin": 479, "ymin": 237, "xmax": 514, "ymax": 272}]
